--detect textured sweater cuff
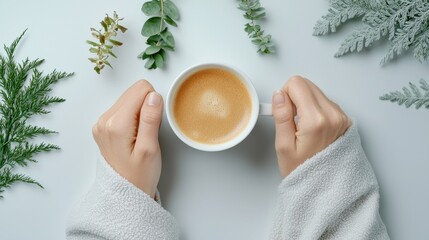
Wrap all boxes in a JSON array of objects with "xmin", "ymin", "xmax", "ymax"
[
  {"xmin": 95, "ymin": 155, "xmax": 160, "ymax": 205},
  {"xmin": 278, "ymin": 121, "xmax": 378, "ymax": 194},
  {"xmin": 95, "ymin": 155, "xmax": 180, "ymax": 237}
]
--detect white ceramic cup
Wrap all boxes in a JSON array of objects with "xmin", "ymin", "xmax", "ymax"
[{"xmin": 166, "ymin": 63, "xmax": 272, "ymax": 151}]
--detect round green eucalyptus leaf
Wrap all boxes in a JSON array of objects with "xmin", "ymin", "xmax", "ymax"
[
  {"xmin": 161, "ymin": 30, "xmax": 175, "ymax": 47},
  {"xmin": 164, "ymin": 0, "xmax": 180, "ymax": 21},
  {"xmin": 145, "ymin": 45, "xmax": 161, "ymax": 55},
  {"xmin": 159, "ymin": 49, "xmax": 166, "ymax": 60},
  {"xmin": 154, "ymin": 53, "xmax": 164, "ymax": 68},
  {"xmin": 142, "ymin": 1, "xmax": 161, "ymax": 16},
  {"xmin": 145, "ymin": 58, "xmax": 155, "ymax": 69},
  {"xmin": 141, "ymin": 17, "xmax": 165, "ymax": 37},
  {"xmin": 164, "ymin": 16, "xmax": 178, "ymax": 27}
]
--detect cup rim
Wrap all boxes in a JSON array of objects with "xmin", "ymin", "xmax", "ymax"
[{"xmin": 166, "ymin": 63, "xmax": 259, "ymax": 152}]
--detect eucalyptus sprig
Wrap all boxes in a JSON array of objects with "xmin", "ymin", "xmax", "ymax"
[
  {"xmin": 140, "ymin": 0, "xmax": 180, "ymax": 69},
  {"xmin": 238, "ymin": 0, "xmax": 274, "ymax": 54},
  {"xmin": 87, "ymin": 11, "xmax": 127, "ymax": 74}
]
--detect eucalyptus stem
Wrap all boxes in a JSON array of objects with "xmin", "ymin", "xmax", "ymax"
[
  {"xmin": 238, "ymin": 0, "xmax": 274, "ymax": 54},
  {"xmin": 140, "ymin": 0, "xmax": 180, "ymax": 69}
]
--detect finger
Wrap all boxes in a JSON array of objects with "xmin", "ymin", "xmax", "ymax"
[
  {"xmin": 134, "ymin": 92, "xmax": 163, "ymax": 154},
  {"xmin": 114, "ymin": 80, "xmax": 155, "ymax": 124},
  {"xmin": 272, "ymin": 90, "xmax": 297, "ymax": 155},
  {"xmin": 102, "ymin": 80, "xmax": 154, "ymax": 119},
  {"xmin": 283, "ymin": 76, "xmax": 321, "ymax": 115}
]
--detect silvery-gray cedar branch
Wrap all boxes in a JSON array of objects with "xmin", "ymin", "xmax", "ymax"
[
  {"xmin": 380, "ymin": 79, "xmax": 429, "ymax": 109},
  {"xmin": 0, "ymin": 31, "xmax": 73, "ymax": 198},
  {"xmin": 314, "ymin": 0, "xmax": 429, "ymax": 65}
]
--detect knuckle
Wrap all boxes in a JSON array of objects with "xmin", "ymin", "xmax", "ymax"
[
  {"xmin": 97, "ymin": 115, "xmax": 107, "ymax": 127},
  {"xmin": 274, "ymin": 108, "xmax": 293, "ymax": 124},
  {"xmin": 288, "ymin": 75, "xmax": 305, "ymax": 84},
  {"xmin": 140, "ymin": 111, "xmax": 161, "ymax": 126},
  {"xmin": 309, "ymin": 113, "xmax": 327, "ymax": 133},
  {"xmin": 134, "ymin": 145, "xmax": 159, "ymax": 160},
  {"xmin": 104, "ymin": 117, "xmax": 121, "ymax": 136},
  {"xmin": 330, "ymin": 112, "xmax": 343, "ymax": 128},
  {"xmin": 275, "ymin": 140, "xmax": 293, "ymax": 155},
  {"xmin": 135, "ymin": 79, "xmax": 154, "ymax": 91},
  {"xmin": 286, "ymin": 75, "xmax": 305, "ymax": 88}
]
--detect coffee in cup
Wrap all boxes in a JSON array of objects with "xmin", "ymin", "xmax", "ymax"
[
  {"xmin": 166, "ymin": 63, "xmax": 272, "ymax": 151},
  {"xmin": 173, "ymin": 67, "xmax": 252, "ymax": 145}
]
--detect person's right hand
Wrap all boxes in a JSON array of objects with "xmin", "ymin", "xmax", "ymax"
[{"xmin": 272, "ymin": 76, "xmax": 351, "ymax": 177}]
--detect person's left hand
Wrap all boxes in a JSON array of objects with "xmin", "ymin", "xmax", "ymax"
[{"xmin": 92, "ymin": 80, "xmax": 163, "ymax": 198}]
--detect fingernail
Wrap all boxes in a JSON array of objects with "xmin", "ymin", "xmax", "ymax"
[
  {"xmin": 273, "ymin": 90, "xmax": 285, "ymax": 105},
  {"xmin": 147, "ymin": 92, "xmax": 161, "ymax": 106}
]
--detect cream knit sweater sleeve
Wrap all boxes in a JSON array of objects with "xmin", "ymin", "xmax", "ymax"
[
  {"xmin": 66, "ymin": 156, "xmax": 180, "ymax": 240},
  {"xmin": 270, "ymin": 122, "xmax": 389, "ymax": 239},
  {"xmin": 66, "ymin": 122, "xmax": 389, "ymax": 239}
]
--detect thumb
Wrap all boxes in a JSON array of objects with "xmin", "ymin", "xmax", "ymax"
[
  {"xmin": 272, "ymin": 90, "xmax": 296, "ymax": 156},
  {"xmin": 135, "ymin": 92, "xmax": 163, "ymax": 153}
]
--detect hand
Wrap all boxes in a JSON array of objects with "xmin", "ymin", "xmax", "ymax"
[
  {"xmin": 92, "ymin": 80, "xmax": 163, "ymax": 198},
  {"xmin": 272, "ymin": 76, "xmax": 351, "ymax": 177}
]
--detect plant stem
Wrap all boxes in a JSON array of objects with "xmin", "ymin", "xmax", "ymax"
[{"xmin": 160, "ymin": 0, "xmax": 165, "ymax": 32}]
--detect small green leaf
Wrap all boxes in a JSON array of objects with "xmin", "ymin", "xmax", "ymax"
[
  {"xmin": 147, "ymin": 34, "xmax": 162, "ymax": 44},
  {"xmin": 142, "ymin": 1, "xmax": 161, "ymax": 16},
  {"xmin": 164, "ymin": 0, "xmax": 180, "ymax": 20},
  {"xmin": 164, "ymin": 16, "xmax": 178, "ymax": 27},
  {"xmin": 160, "ymin": 30, "xmax": 175, "ymax": 47},
  {"xmin": 138, "ymin": 51, "xmax": 150, "ymax": 60},
  {"xmin": 109, "ymin": 39, "xmax": 123, "ymax": 46},
  {"xmin": 253, "ymin": 12, "xmax": 266, "ymax": 20},
  {"xmin": 159, "ymin": 49, "xmax": 166, "ymax": 60},
  {"xmin": 154, "ymin": 53, "xmax": 164, "ymax": 68},
  {"xmin": 99, "ymin": 35, "xmax": 105, "ymax": 44},
  {"xmin": 108, "ymin": 51, "xmax": 117, "ymax": 58},
  {"xmin": 118, "ymin": 25, "xmax": 128, "ymax": 33},
  {"xmin": 145, "ymin": 45, "xmax": 161, "ymax": 55},
  {"xmin": 142, "ymin": 17, "xmax": 165, "ymax": 37},
  {"xmin": 161, "ymin": 45, "xmax": 174, "ymax": 51},
  {"xmin": 101, "ymin": 21, "xmax": 108, "ymax": 31},
  {"xmin": 86, "ymin": 40, "xmax": 100, "ymax": 47},
  {"xmin": 142, "ymin": 52, "xmax": 150, "ymax": 60},
  {"xmin": 89, "ymin": 47, "xmax": 99, "ymax": 53},
  {"xmin": 104, "ymin": 60, "xmax": 113, "ymax": 68},
  {"xmin": 88, "ymin": 58, "xmax": 98, "ymax": 63},
  {"xmin": 137, "ymin": 52, "xmax": 144, "ymax": 59},
  {"xmin": 104, "ymin": 16, "xmax": 112, "ymax": 25},
  {"xmin": 145, "ymin": 57, "xmax": 155, "ymax": 68}
]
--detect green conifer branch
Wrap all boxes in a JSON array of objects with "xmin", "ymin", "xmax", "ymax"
[
  {"xmin": 380, "ymin": 79, "xmax": 429, "ymax": 109},
  {"xmin": 0, "ymin": 31, "xmax": 73, "ymax": 198}
]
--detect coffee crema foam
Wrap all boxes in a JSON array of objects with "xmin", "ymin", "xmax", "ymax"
[{"xmin": 173, "ymin": 68, "xmax": 252, "ymax": 144}]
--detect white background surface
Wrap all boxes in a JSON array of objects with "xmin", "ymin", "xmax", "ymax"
[{"xmin": 0, "ymin": 0, "xmax": 428, "ymax": 239}]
